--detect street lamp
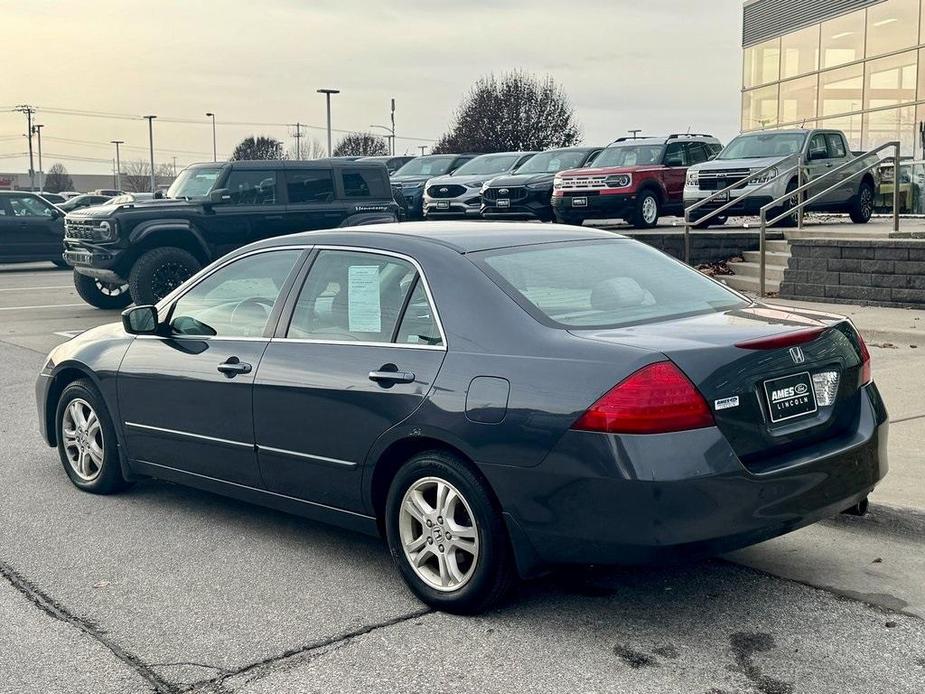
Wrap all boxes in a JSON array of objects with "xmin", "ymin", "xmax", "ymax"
[
  {"xmin": 316, "ymin": 88, "xmax": 340, "ymax": 157},
  {"xmin": 370, "ymin": 124, "xmax": 394, "ymax": 156},
  {"xmin": 205, "ymin": 112, "xmax": 217, "ymax": 161},
  {"xmin": 143, "ymin": 115, "xmax": 157, "ymax": 192},
  {"xmin": 111, "ymin": 140, "xmax": 124, "ymax": 191}
]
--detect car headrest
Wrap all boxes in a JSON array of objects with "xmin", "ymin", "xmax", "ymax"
[{"xmin": 590, "ymin": 277, "xmax": 647, "ymax": 311}]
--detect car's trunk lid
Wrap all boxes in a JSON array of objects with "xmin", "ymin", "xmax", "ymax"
[{"xmin": 570, "ymin": 304, "xmax": 868, "ymax": 469}]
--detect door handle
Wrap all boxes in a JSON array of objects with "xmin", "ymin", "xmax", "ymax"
[
  {"xmin": 217, "ymin": 357, "xmax": 252, "ymax": 377},
  {"xmin": 369, "ymin": 368, "xmax": 415, "ymax": 385}
]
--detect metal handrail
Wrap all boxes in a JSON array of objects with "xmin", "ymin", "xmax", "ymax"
[
  {"xmin": 683, "ymin": 153, "xmax": 801, "ymax": 263},
  {"xmin": 756, "ymin": 140, "xmax": 901, "ymax": 297}
]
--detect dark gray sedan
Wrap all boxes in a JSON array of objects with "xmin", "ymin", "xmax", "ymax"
[{"xmin": 35, "ymin": 223, "xmax": 887, "ymax": 613}]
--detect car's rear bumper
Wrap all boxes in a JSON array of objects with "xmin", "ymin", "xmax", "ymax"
[{"xmin": 482, "ymin": 383, "xmax": 888, "ymax": 575}]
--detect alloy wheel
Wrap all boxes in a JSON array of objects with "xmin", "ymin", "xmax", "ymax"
[
  {"xmin": 642, "ymin": 195, "xmax": 658, "ymax": 224},
  {"xmin": 61, "ymin": 398, "xmax": 104, "ymax": 482},
  {"xmin": 860, "ymin": 187, "xmax": 873, "ymax": 219},
  {"xmin": 96, "ymin": 279, "xmax": 129, "ymax": 299},
  {"xmin": 398, "ymin": 476, "xmax": 480, "ymax": 592},
  {"xmin": 151, "ymin": 262, "xmax": 192, "ymax": 301}
]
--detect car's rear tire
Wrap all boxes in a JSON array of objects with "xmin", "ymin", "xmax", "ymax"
[
  {"xmin": 129, "ymin": 247, "xmax": 201, "ymax": 306},
  {"xmin": 630, "ymin": 190, "xmax": 660, "ymax": 228},
  {"xmin": 55, "ymin": 379, "xmax": 129, "ymax": 494},
  {"xmin": 73, "ymin": 271, "xmax": 132, "ymax": 310},
  {"xmin": 849, "ymin": 181, "xmax": 874, "ymax": 224},
  {"xmin": 385, "ymin": 450, "xmax": 516, "ymax": 614}
]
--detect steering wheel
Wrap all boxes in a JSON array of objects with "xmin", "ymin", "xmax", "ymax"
[{"xmin": 229, "ymin": 297, "xmax": 275, "ymax": 337}]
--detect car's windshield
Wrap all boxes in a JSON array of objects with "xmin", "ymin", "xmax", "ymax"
[
  {"xmin": 394, "ymin": 156, "xmax": 456, "ymax": 177},
  {"xmin": 592, "ymin": 144, "xmax": 665, "ymax": 168},
  {"xmin": 477, "ymin": 240, "xmax": 745, "ymax": 329},
  {"xmin": 453, "ymin": 154, "xmax": 520, "ymax": 176},
  {"xmin": 717, "ymin": 133, "xmax": 807, "ymax": 160},
  {"xmin": 166, "ymin": 166, "xmax": 224, "ymax": 198},
  {"xmin": 515, "ymin": 150, "xmax": 588, "ymax": 174}
]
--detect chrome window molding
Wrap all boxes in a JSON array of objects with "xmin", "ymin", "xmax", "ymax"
[
  {"xmin": 281, "ymin": 244, "xmax": 449, "ymax": 350},
  {"xmin": 124, "ymin": 421, "xmax": 253, "ymax": 449},
  {"xmin": 257, "ymin": 445, "xmax": 358, "ymax": 469}
]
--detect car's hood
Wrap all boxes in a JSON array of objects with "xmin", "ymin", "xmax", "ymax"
[
  {"xmin": 485, "ymin": 172, "xmax": 555, "ymax": 188},
  {"xmin": 65, "ymin": 198, "xmax": 196, "ymax": 219},
  {"xmin": 559, "ymin": 164, "xmax": 666, "ymax": 177},
  {"xmin": 690, "ymin": 156, "xmax": 785, "ymax": 173},
  {"xmin": 427, "ymin": 173, "xmax": 493, "ymax": 187},
  {"xmin": 391, "ymin": 174, "xmax": 432, "ymax": 185}
]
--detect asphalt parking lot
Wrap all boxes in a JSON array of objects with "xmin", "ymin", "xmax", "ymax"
[{"xmin": 2, "ymin": 261, "xmax": 925, "ymax": 694}]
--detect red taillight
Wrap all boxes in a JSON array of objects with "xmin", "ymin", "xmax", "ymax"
[
  {"xmin": 735, "ymin": 326, "xmax": 827, "ymax": 350},
  {"xmin": 857, "ymin": 330, "xmax": 872, "ymax": 386},
  {"xmin": 572, "ymin": 361, "xmax": 714, "ymax": 435}
]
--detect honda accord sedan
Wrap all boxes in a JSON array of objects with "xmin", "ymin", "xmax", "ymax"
[{"xmin": 36, "ymin": 223, "xmax": 887, "ymax": 613}]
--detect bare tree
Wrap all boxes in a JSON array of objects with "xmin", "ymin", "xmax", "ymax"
[
  {"xmin": 333, "ymin": 132, "xmax": 390, "ymax": 157},
  {"xmin": 433, "ymin": 71, "xmax": 582, "ymax": 153},
  {"xmin": 44, "ymin": 163, "xmax": 73, "ymax": 193},
  {"xmin": 122, "ymin": 160, "xmax": 151, "ymax": 192},
  {"xmin": 231, "ymin": 135, "xmax": 287, "ymax": 161},
  {"xmin": 288, "ymin": 136, "xmax": 327, "ymax": 160}
]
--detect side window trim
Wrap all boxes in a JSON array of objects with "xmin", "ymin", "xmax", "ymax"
[
  {"xmin": 155, "ymin": 246, "xmax": 310, "ymax": 340},
  {"xmin": 390, "ymin": 274, "xmax": 421, "ymax": 343},
  {"xmin": 273, "ymin": 245, "xmax": 447, "ymax": 350}
]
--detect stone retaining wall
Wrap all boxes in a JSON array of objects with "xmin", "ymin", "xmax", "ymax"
[
  {"xmin": 780, "ymin": 238, "xmax": 925, "ymax": 307},
  {"xmin": 623, "ymin": 230, "xmax": 784, "ymax": 265}
]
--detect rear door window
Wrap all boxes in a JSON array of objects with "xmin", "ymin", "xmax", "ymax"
[
  {"xmin": 341, "ymin": 168, "xmax": 388, "ymax": 198},
  {"xmin": 476, "ymin": 240, "xmax": 745, "ymax": 329},
  {"xmin": 224, "ymin": 170, "xmax": 278, "ymax": 205},
  {"xmin": 286, "ymin": 170, "xmax": 335, "ymax": 203}
]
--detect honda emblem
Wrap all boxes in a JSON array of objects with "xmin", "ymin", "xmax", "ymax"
[{"xmin": 789, "ymin": 346, "xmax": 805, "ymax": 364}]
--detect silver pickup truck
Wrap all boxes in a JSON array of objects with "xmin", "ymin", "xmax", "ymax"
[{"xmin": 683, "ymin": 128, "xmax": 878, "ymax": 227}]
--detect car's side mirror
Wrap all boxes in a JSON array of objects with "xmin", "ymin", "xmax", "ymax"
[
  {"xmin": 209, "ymin": 188, "xmax": 231, "ymax": 204},
  {"xmin": 121, "ymin": 305, "xmax": 160, "ymax": 335}
]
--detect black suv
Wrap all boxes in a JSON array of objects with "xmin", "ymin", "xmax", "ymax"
[{"xmin": 64, "ymin": 159, "xmax": 400, "ymax": 308}]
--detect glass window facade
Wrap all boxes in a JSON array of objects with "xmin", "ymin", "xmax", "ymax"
[{"xmin": 743, "ymin": 1, "xmax": 925, "ymax": 157}]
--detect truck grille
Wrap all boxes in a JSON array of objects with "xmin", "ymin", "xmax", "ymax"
[
  {"xmin": 483, "ymin": 186, "xmax": 527, "ymax": 202},
  {"xmin": 558, "ymin": 175, "xmax": 608, "ymax": 190},
  {"xmin": 698, "ymin": 169, "xmax": 752, "ymax": 191},
  {"xmin": 426, "ymin": 184, "xmax": 466, "ymax": 198},
  {"xmin": 65, "ymin": 219, "xmax": 102, "ymax": 240}
]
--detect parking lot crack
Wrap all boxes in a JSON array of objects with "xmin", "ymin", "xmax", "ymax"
[
  {"xmin": 186, "ymin": 607, "xmax": 432, "ymax": 692},
  {"xmin": 0, "ymin": 559, "xmax": 180, "ymax": 694}
]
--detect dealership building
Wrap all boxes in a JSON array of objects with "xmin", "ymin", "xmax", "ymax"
[{"xmin": 742, "ymin": 0, "xmax": 925, "ymax": 158}]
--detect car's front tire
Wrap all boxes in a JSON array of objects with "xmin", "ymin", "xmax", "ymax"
[
  {"xmin": 385, "ymin": 451, "xmax": 516, "ymax": 614},
  {"xmin": 55, "ymin": 379, "xmax": 129, "ymax": 494},
  {"xmin": 630, "ymin": 191, "xmax": 660, "ymax": 228},
  {"xmin": 128, "ymin": 247, "xmax": 201, "ymax": 305},
  {"xmin": 73, "ymin": 271, "xmax": 132, "ymax": 310}
]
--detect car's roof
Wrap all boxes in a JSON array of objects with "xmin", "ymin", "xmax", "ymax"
[
  {"xmin": 0, "ymin": 190, "xmax": 42, "ymax": 196},
  {"xmin": 183, "ymin": 159, "xmax": 386, "ymax": 170},
  {"xmin": 253, "ymin": 222, "xmax": 624, "ymax": 254}
]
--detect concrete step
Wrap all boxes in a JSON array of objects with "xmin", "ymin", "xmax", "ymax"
[
  {"xmin": 718, "ymin": 273, "xmax": 780, "ymax": 295},
  {"xmin": 741, "ymin": 250, "xmax": 791, "ymax": 266},
  {"xmin": 729, "ymin": 261, "xmax": 786, "ymax": 282},
  {"xmin": 766, "ymin": 239, "xmax": 791, "ymax": 253}
]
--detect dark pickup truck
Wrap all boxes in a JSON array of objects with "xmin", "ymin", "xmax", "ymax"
[{"xmin": 64, "ymin": 159, "xmax": 400, "ymax": 308}]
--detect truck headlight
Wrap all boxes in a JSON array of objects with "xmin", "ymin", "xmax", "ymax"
[
  {"xmin": 97, "ymin": 220, "xmax": 116, "ymax": 240},
  {"xmin": 751, "ymin": 167, "xmax": 778, "ymax": 185},
  {"xmin": 553, "ymin": 176, "xmax": 563, "ymax": 190},
  {"xmin": 686, "ymin": 170, "xmax": 700, "ymax": 186},
  {"xmin": 605, "ymin": 174, "xmax": 632, "ymax": 188}
]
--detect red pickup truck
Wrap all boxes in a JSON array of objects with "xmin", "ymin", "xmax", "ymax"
[{"xmin": 552, "ymin": 134, "xmax": 722, "ymax": 228}]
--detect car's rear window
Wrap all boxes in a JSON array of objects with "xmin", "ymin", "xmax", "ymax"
[{"xmin": 475, "ymin": 240, "xmax": 746, "ymax": 329}]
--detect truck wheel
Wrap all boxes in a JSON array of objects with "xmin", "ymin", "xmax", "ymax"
[
  {"xmin": 73, "ymin": 271, "xmax": 132, "ymax": 310},
  {"xmin": 849, "ymin": 181, "xmax": 874, "ymax": 224},
  {"xmin": 129, "ymin": 247, "xmax": 201, "ymax": 305},
  {"xmin": 772, "ymin": 180, "xmax": 799, "ymax": 228},
  {"xmin": 630, "ymin": 191, "xmax": 660, "ymax": 228}
]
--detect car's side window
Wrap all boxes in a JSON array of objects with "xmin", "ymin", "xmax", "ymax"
[
  {"xmin": 287, "ymin": 250, "xmax": 419, "ymax": 343},
  {"xmin": 9, "ymin": 195, "xmax": 54, "ymax": 217},
  {"xmin": 395, "ymin": 279, "xmax": 443, "ymax": 346},
  {"xmin": 169, "ymin": 250, "xmax": 301, "ymax": 338},
  {"xmin": 286, "ymin": 170, "xmax": 334, "ymax": 203},
  {"xmin": 808, "ymin": 134, "xmax": 829, "ymax": 160},
  {"xmin": 826, "ymin": 133, "xmax": 847, "ymax": 158},
  {"xmin": 684, "ymin": 142, "xmax": 709, "ymax": 165},
  {"xmin": 341, "ymin": 170, "xmax": 375, "ymax": 198},
  {"xmin": 223, "ymin": 170, "xmax": 278, "ymax": 205},
  {"xmin": 663, "ymin": 143, "xmax": 687, "ymax": 167}
]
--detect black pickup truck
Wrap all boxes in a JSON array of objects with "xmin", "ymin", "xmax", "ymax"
[{"xmin": 63, "ymin": 159, "xmax": 400, "ymax": 308}]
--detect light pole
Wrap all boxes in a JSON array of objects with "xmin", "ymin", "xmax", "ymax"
[
  {"xmin": 419, "ymin": 145, "xmax": 427, "ymax": 156},
  {"xmin": 205, "ymin": 112, "xmax": 217, "ymax": 161},
  {"xmin": 32, "ymin": 124, "xmax": 44, "ymax": 192},
  {"xmin": 14, "ymin": 105, "xmax": 36, "ymax": 190},
  {"xmin": 111, "ymin": 140, "xmax": 124, "ymax": 191},
  {"xmin": 628, "ymin": 129, "xmax": 642, "ymax": 140},
  {"xmin": 370, "ymin": 124, "xmax": 393, "ymax": 156},
  {"xmin": 316, "ymin": 88, "xmax": 340, "ymax": 157},
  {"xmin": 144, "ymin": 115, "xmax": 157, "ymax": 192},
  {"xmin": 390, "ymin": 98, "xmax": 395, "ymax": 156}
]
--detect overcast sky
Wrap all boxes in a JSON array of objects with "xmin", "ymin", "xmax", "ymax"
[{"xmin": 2, "ymin": 0, "xmax": 744, "ymax": 176}]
